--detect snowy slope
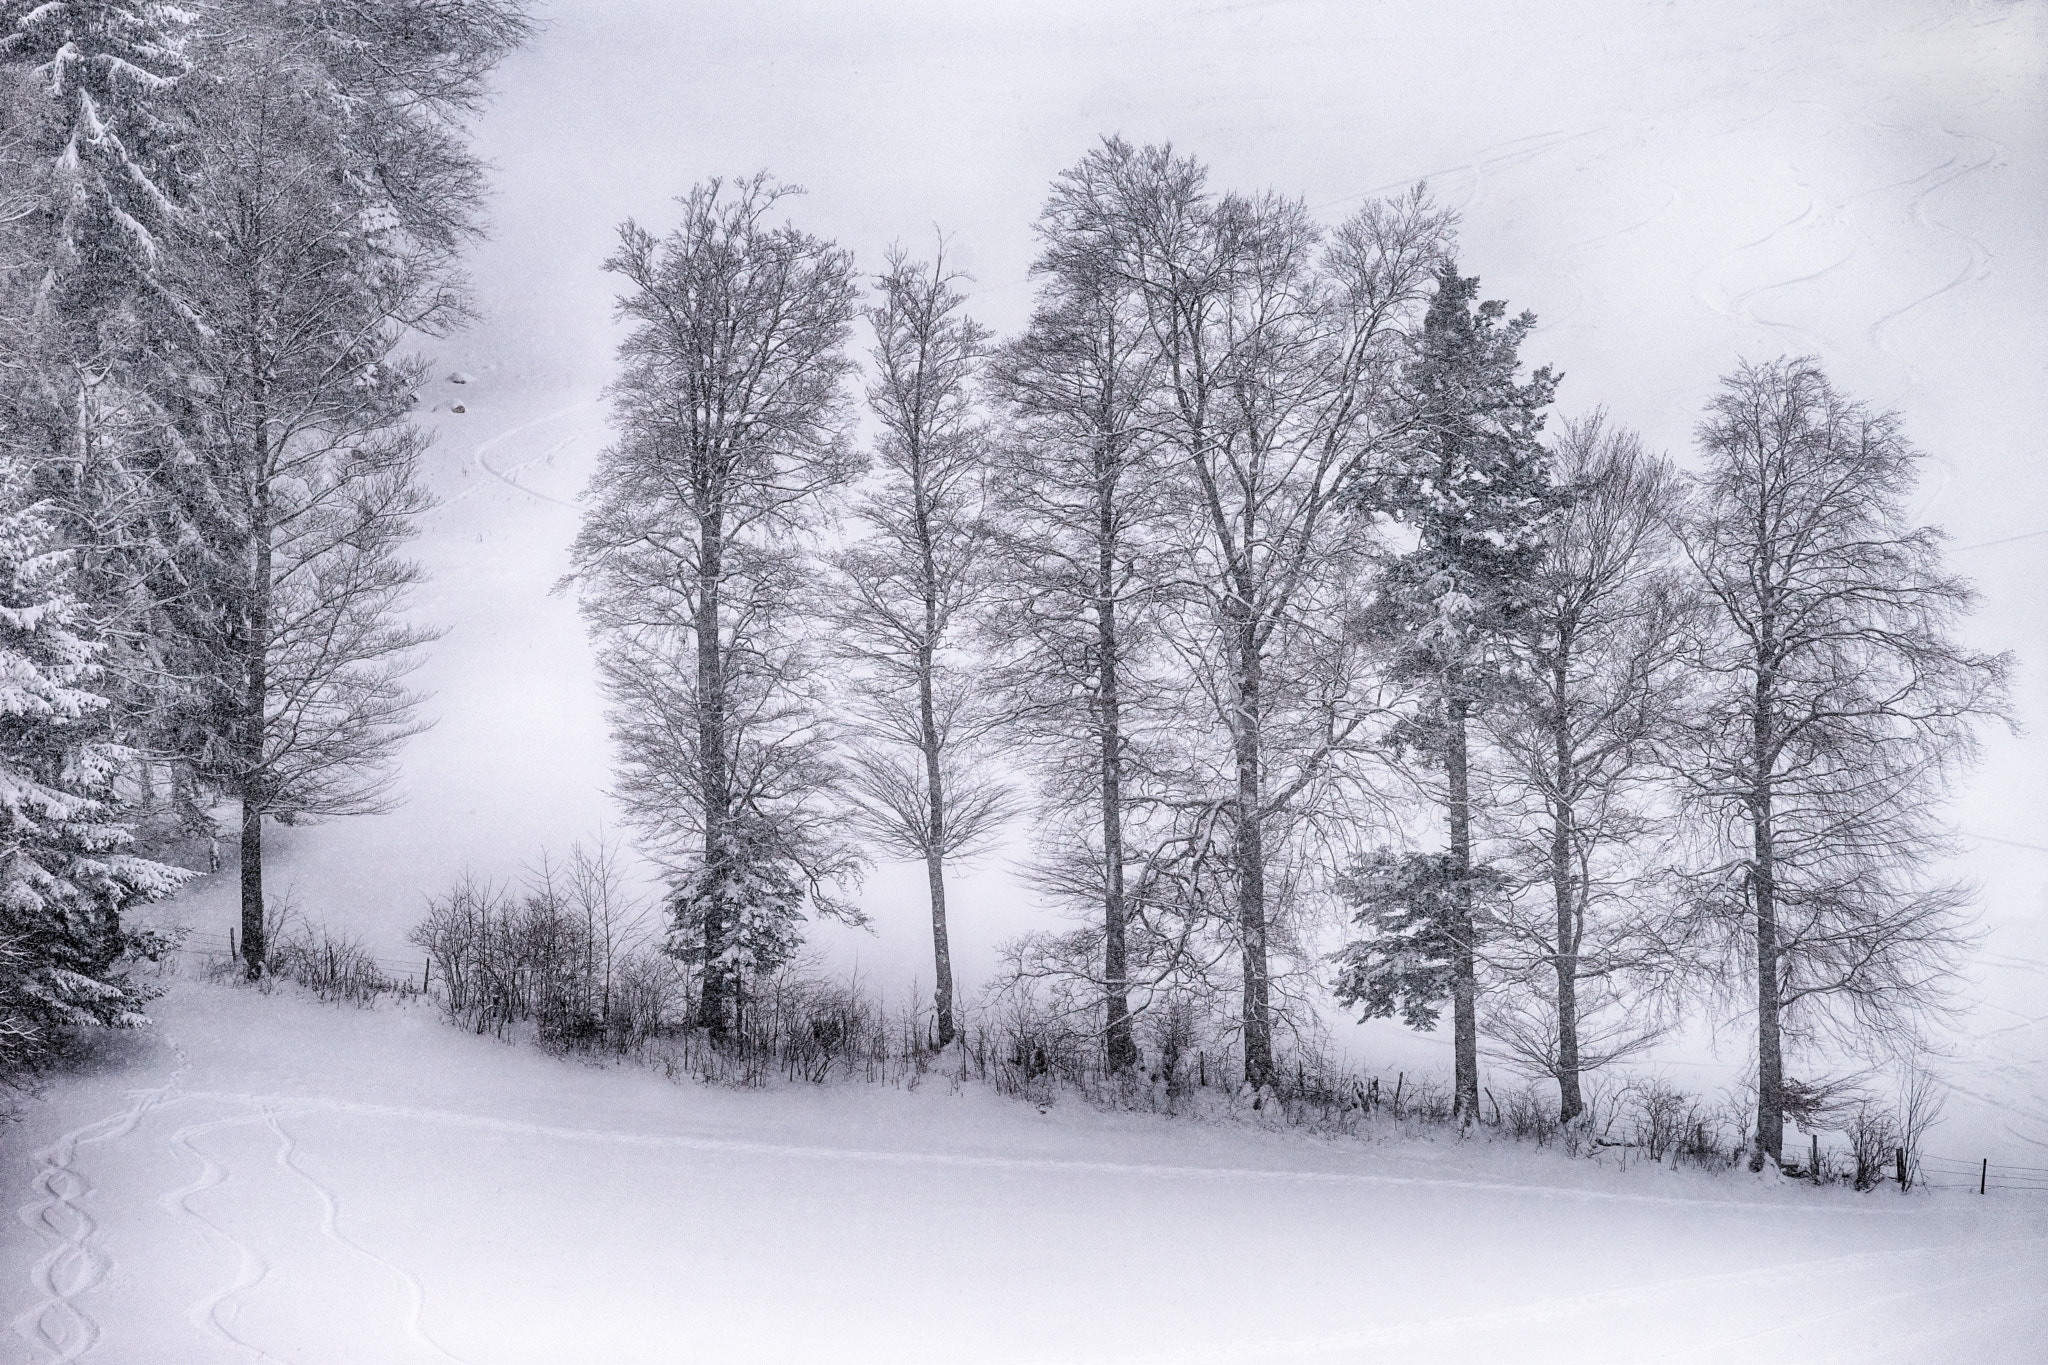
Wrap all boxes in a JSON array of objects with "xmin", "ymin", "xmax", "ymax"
[{"xmin": 4, "ymin": 969, "xmax": 2044, "ymax": 1364}]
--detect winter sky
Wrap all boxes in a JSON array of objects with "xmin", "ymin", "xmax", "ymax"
[{"xmin": 200, "ymin": 0, "xmax": 2048, "ymax": 1149}]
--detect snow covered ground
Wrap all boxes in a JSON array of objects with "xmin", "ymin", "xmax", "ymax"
[{"xmin": 5, "ymin": 966, "xmax": 2045, "ymax": 1364}]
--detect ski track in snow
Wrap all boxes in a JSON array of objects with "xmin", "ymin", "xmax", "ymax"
[
  {"xmin": 161, "ymin": 1112, "xmax": 289, "ymax": 1364},
  {"xmin": 11, "ymin": 1024, "xmax": 192, "ymax": 1365},
  {"xmin": 1863, "ymin": 118, "xmax": 2005, "ymax": 377},
  {"xmin": 456, "ymin": 400, "xmax": 600, "ymax": 509},
  {"xmin": 10, "ymin": 1074, "xmax": 183, "ymax": 1364},
  {"xmin": 263, "ymin": 1111, "xmax": 469, "ymax": 1364}
]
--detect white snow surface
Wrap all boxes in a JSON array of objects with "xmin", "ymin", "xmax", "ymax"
[{"xmin": 5, "ymin": 970, "xmax": 2045, "ymax": 1364}]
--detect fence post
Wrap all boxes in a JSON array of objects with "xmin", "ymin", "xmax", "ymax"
[
  {"xmin": 1811, "ymin": 1134, "xmax": 1821, "ymax": 1185},
  {"xmin": 1980, "ymin": 1158, "xmax": 1988, "ymax": 1195},
  {"xmin": 229, "ymin": 927, "xmax": 237, "ymax": 962},
  {"xmin": 1896, "ymin": 1146, "xmax": 1907, "ymax": 1191}
]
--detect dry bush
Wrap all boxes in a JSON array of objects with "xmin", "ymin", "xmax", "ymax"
[
  {"xmin": 1502, "ymin": 1083, "xmax": 1562, "ymax": 1146},
  {"xmin": 233, "ymin": 894, "xmax": 408, "ymax": 1007}
]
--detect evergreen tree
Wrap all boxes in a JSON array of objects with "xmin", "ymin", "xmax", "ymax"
[
  {"xmin": 0, "ymin": 488, "xmax": 183, "ymax": 1074},
  {"xmin": 664, "ymin": 824, "xmax": 808, "ymax": 1031},
  {"xmin": 1, "ymin": 0, "xmax": 202, "ymax": 832},
  {"xmin": 1358, "ymin": 259, "xmax": 1559, "ymax": 1122},
  {"xmin": 0, "ymin": 0, "xmax": 190, "ymax": 313},
  {"xmin": 1333, "ymin": 848, "xmax": 1510, "ymax": 1031}
]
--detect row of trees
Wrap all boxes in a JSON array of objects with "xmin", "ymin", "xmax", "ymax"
[
  {"xmin": 0, "ymin": 0, "xmax": 527, "ymax": 1068},
  {"xmin": 567, "ymin": 140, "xmax": 2009, "ymax": 1168}
]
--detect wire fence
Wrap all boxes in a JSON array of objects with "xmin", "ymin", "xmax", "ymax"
[
  {"xmin": 185, "ymin": 929, "xmax": 434, "ymax": 991},
  {"xmin": 1914, "ymin": 1152, "xmax": 2048, "ymax": 1195}
]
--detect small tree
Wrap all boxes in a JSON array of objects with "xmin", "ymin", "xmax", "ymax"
[
  {"xmin": 664, "ymin": 824, "xmax": 808, "ymax": 1030},
  {"xmin": 568, "ymin": 176, "xmax": 865, "ymax": 1040},
  {"xmin": 1333, "ymin": 849, "xmax": 1510, "ymax": 1033},
  {"xmin": 1673, "ymin": 357, "xmax": 2009, "ymax": 1170},
  {"xmin": 832, "ymin": 244, "xmax": 1012, "ymax": 1049}
]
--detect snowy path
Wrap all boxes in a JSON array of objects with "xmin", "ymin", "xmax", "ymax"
[{"xmin": 4, "ymin": 974, "xmax": 2043, "ymax": 1364}]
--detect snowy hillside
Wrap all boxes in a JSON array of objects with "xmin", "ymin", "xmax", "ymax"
[{"xmin": 5, "ymin": 967, "xmax": 2044, "ymax": 1364}]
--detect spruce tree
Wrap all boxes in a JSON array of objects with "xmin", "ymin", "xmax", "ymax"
[
  {"xmin": 1, "ymin": 0, "xmax": 201, "ymax": 833},
  {"xmin": 0, "ymin": 488, "xmax": 183, "ymax": 1074},
  {"xmin": 1359, "ymin": 259, "xmax": 1559, "ymax": 1122}
]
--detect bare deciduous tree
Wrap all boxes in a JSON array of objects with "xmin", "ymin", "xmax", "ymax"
[
  {"xmin": 568, "ymin": 175, "xmax": 865, "ymax": 1040},
  {"xmin": 163, "ymin": 7, "xmax": 531, "ymax": 976},
  {"xmin": 1484, "ymin": 413, "xmax": 1693, "ymax": 1121},
  {"xmin": 1071, "ymin": 139, "xmax": 1450, "ymax": 1088},
  {"xmin": 986, "ymin": 164, "xmax": 1169, "ymax": 1071},
  {"xmin": 1673, "ymin": 357, "xmax": 2010, "ymax": 1169},
  {"xmin": 831, "ymin": 243, "xmax": 1013, "ymax": 1050}
]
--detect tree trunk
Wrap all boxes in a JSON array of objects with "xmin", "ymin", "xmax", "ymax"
[
  {"xmin": 911, "ymin": 439, "xmax": 957, "ymax": 1050},
  {"xmin": 1446, "ymin": 684, "xmax": 1479, "ymax": 1122},
  {"xmin": 1750, "ymin": 673, "xmax": 1784, "ymax": 1169},
  {"xmin": 921, "ymin": 655, "xmax": 954, "ymax": 1048},
  {"xmin": 1098, "ymin": 486, "xmax": 1135, "ymax": 1071},
  {"xmin": 1236, "ymin": 610, "xmax": 1272, "ymax": 1090},
  {"xmin": 695, "ymin": 511, "xmax": 730, "ymax": 1038},
  {"xmin": 1551, "ymin": 657, "xmax": 1582, "ymax": 1123},
  {"xmin": 239, "ymin": 344, "xmax": 272, "ymax": 982},
  {"xmin": 239, "ymin": 782, "xmax": 263, "ymax": 978}
]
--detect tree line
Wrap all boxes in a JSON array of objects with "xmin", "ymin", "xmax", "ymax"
[
  {"xmin": 0, "ymin": 1, "xmax": 528, "ymax": 1071},
  {"xmin": 565, "ymin": 142, "xmax": 2010, "ymax": 1171},
  {"xmin": 0, "ymin": 8, "xmax": 2007, "ymax": 1177}
]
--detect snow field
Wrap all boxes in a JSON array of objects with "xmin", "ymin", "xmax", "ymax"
[{"xmin": 4, "ymin": 970, "xmax": 2043, "ymax": 1364}]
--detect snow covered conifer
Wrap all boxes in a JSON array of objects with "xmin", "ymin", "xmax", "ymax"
[
  {"xmin": 1358, "ymin": 259, "xmax": 1560, "ymax": 1122},
  {"xmin": 1, "ymin": 0, "xmax": 190, "ymax": 309},
  {"xmin": 1333, "ymin": 849, "xmax": 1510, "ymax": 1031},
  {"xmin": 0, "ymin": 489, "xmax": 183, "ymax": 1073},
  {"xmin": 664, "ymin": 829, "xmax": 808, "ymax": 1027}
]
